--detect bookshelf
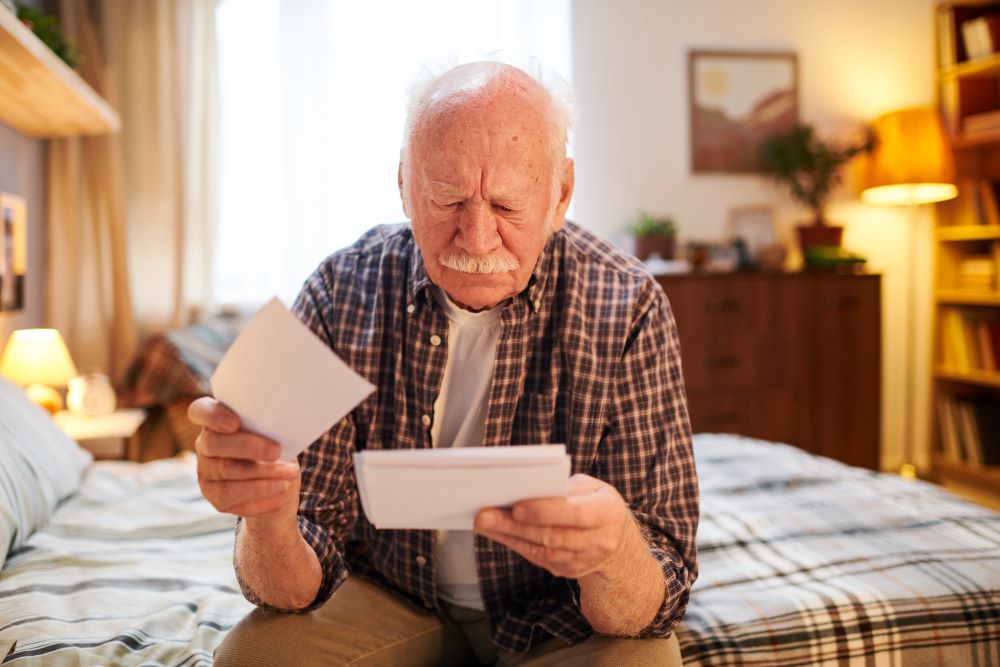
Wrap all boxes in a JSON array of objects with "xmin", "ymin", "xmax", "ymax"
[{"xmin": 934, "ymin": 1, "xmax": 1000, "ymax": 504}]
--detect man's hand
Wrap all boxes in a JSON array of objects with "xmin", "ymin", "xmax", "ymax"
[
  {"xmin": 189, "ymin": 397, "xmax": 300, "ymax": 520},
  {"xmin": 474, "ymin": 473, "xmax": 665, "ymax": 635},
  {"xmin": 189, "ymin": 397, "xmax": 323, "ymax": 610},
  {"xmin": 473, "ymin": 473, "xmax": 641, "ymax": 580}
]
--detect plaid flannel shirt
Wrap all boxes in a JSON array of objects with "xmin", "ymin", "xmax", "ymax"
[{"xmin": 235, "ymin": 221, "xmax": 699, "ymax": 654}]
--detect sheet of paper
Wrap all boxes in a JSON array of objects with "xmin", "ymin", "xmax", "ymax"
[
  {"xmin": 354, "ymin": 445, "xmax": 571, "ymax": 530},
  {"xmin": 211, "ymin": 297, "xmax": 375, "ymax": 461}
]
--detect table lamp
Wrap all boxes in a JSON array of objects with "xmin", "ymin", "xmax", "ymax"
[
  {"xmin": 0, "ymin": 328, "xmax": 78, "ymax": 414},
  {"xmin": 858, "ymin": 107, "xmax": 957, "ymax": 479}
]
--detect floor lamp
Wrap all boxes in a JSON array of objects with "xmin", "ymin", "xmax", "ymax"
[{"xmin": 858, "ymin": 108, "xmax": 958, "ymax": 479}]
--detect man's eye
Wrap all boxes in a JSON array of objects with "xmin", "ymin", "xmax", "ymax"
[{"xmin": 493, "ymin": 204, "xmax": 514, "ymax": 213}]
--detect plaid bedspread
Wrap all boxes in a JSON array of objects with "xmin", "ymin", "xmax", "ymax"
[
  {"xmin": 680, "ymin": 434, "xmax": 1000, "ymax": 666},
  {"xmin": 0, "ymin": 455, "xmax": 252, "ymax": 666},
  {"xmin": 1, "ymin": 436, "xmax": 997, "ymax": 665}
]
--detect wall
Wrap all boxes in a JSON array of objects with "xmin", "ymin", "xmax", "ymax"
[
  {"xmin": 0, "ymin": 123, "xmax": 46, "ymax": 347},
  {"xmin": 571, "ymin": 0, "xmax": 936, "ymax": 471}
]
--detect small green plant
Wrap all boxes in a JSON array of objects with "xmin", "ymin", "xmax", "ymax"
[
  {"xmin": 627, "ymin": 213, "xmax": 677, "ymax": 238},
  {"xmin": 760, "ymin": 124, "xmax": 873, "ymax": 226},
  {"xmin": 16, "ymin": 5, "xmax": 81, "ymax": 69}
]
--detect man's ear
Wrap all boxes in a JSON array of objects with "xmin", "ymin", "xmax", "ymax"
[
  {"xmin": 552, "ymin": 158, "xmax": 574, "ymax": 233},
  {"xmin": 398, "ymin": 160, "xmax": 411, "ymax": 218}
]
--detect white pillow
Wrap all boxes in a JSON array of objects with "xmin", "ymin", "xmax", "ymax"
[{"xmin": 0, "ymin": 377, "xmax": 92, "ymax": 564}]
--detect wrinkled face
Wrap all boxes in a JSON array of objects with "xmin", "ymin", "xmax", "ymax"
[{"xmin": 401, "ymin": 92, "xmax": 573, "ymax": 311}]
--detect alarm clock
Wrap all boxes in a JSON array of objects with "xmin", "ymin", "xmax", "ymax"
[{"xmin": 66, "ymin": 373, "xmax": 117, "ymax": 417}]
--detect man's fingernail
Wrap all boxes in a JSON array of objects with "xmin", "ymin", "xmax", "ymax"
[{"xmin": 478, "ymin": 512, "xmax": 496, "ymax": 529}]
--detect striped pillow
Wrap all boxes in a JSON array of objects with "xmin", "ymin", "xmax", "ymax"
[{"xmin": 0, "ymin": 377, "xmax": 91, "ymax": 565}]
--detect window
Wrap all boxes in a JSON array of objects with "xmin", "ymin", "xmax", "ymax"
[{"xmin": 214, "ymin": 0, "xmax": 572, "ymax": 306}]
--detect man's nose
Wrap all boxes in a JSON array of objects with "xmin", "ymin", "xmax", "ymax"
[{"xmin": 456, "ymin": 203, "xmax": 502, "ymax": 254}]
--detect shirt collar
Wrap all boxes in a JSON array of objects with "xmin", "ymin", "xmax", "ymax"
[{"xmin": 407, "ymin": 227, "xmax": 562, "ymax": 314}]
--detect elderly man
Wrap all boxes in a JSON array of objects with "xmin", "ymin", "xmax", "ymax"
[{"xmin": 192, "ymin": 61, "xmax": 698, "ymax": 666}]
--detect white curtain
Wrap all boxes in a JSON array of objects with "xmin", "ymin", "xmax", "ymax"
[{"xmin": 214, "ymin": 0, "xmax": 573, "ymax": 306}]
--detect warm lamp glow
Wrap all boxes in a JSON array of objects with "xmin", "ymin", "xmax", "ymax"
[
  {"xmin": 858, "ymin": 107, "xmax": 957, "ymax": 206},
  {"xmin": 0, "ymin": 329, "xmax": 78, "ymax": 414}
]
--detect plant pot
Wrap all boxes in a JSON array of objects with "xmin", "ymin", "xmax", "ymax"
[
  {"xmin": 634, "ymin": 235, "xmax": 676, "ymax": 261},
  {"xmin": 796, "ymin": 224, "xmax": 842, "ymax": 254}
]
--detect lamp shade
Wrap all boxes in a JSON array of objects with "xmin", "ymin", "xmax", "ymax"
[
  {"xmin": 0, "ymin": 329, "xmax": 78, "ymax": 388},
  {"xmin": 859, "ymin": 107, "xmax": 958, "ymax": 206}
]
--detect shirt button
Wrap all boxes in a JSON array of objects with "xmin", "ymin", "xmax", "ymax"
[
  {"xmin": 533, "ymin": 299, "xmax": 542, "ymax": 311},
  {"xmin": 416, "ymin": 555, "xmax": 427, "ymax": 566},
  {"xmin": 421, "ymin": 414, "xmax": 432, "ymax": 427},
  {"xmin": 429, "ymin": 334, "xmax": 442, "ymax": 347},
  {"xmin": 406, "ymin": 304, "xmax": 416, "ymax": 314}
]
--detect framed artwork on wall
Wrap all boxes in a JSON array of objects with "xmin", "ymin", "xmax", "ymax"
[
  {"xmin": 0, "ymin": 192, "xmax": 26, "ymax": 312},
  {"xmin": 689, "ymin": 50, "xmax": 799, "ymax": 173}
]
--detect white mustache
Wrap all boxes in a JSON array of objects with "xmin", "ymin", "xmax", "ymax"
[{"xmin": 439, "ymin": 251, "xmax": 520, "ymax": 274}]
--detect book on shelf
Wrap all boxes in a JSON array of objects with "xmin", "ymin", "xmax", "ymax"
[
  {"xmin": 978, "ymin": 180, "xmax": 1000, "ymax": 227},
  {"xmin": 957, "ymin": 255, "xmax": 997, "ymax": 290},
  {"xmin": 940, "ymin": 308, "xmax": 1000, "ymax": 372},
  {"xmin": 960, "ymin": 14, "xmax": 1000, "ymax": 60},
  {"xmin": 937, "ymin": 397, "xmax": 964, "ymax": 462},
  {"xmin": 964, "ymin": 110, "xmax": 1000, "ymax": 136},
  {"xmin": 938, "ymin": 395, "xmax": 1000, "ymax": 467}
]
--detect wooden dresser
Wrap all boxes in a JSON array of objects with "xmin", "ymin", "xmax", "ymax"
[{"xmin": 657, "ymin": 273, "xmax": 882, "ymax": 470}]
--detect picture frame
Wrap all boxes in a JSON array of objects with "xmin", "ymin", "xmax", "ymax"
[
  {"xmin": 0, "ymin": 192, "xmax": 27, "ymax": 312},
  {"xmin": 728, "ymin": 204, "xmax": 777, "ymax": 258},
  {"xmin": 689, "ymin": 50, "xmax": 799, "ymax": 173}
]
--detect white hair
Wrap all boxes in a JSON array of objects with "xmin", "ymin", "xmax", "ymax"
[
  {"xmin": 439, "ymin": 249, "xmax": 521, "ymax": 275},
  {"xmin": 401, "ymin": 58, "xmax": 575, "ymax": 166}
]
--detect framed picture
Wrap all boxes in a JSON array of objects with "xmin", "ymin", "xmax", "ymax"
[
  {"xmin": 689, "ymin": 50, "xmax": 798, "ymax": 173},
  {"xmin": 728, "ymin": 205, "xmax": 777, "ymax": 257},
  {"xmin": 0, "ymin": 192, "xmax": 27, "ymax": 312}
]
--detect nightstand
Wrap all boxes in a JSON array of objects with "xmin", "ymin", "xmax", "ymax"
[{"xmin": 54, "ymin": 409, "xmax": 147, "ymax": 461}]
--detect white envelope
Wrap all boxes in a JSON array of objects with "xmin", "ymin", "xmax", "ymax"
[
  {"xmin": 210, "ymin": 297, "xmax": 375, "ymax": 461},
  {"xmin": 354, "ymin": 445, "xmax": 571, "ymax": 530}
]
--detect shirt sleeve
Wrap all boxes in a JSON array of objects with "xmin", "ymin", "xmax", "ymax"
[
  {"xmin": 232, "ymin": 276, "xmax": 361, "ymax": 613},
  {"xmin": 598, "ymin": 285, "xmax": 699, "ymax": 637}
]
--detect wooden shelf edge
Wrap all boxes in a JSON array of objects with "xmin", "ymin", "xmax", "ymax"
[
  {"xmin": 0, "ymin": 6, "xmax": 120, "ymax": 137},
  {"xmin": 935, "ymin": 291, "xmax": 1000, "ymax": 305},
  {"xmin": 935, "ymin": 289, "xmax": 1000, "ymax": 305},
  {"xmin": 941, "ymin": 52, "xmax": 1000, "ymax": 80},
  {"xmin": 936, "ymin": 224, "xmax": 1000, "ymax": 240},
  {"xmin": 935, "ymin": 366, "xmax": 1000, "ymax": 387},
  {"xmin": 932, "ymin": 454, "xmax": 1000, "ymax": 487}
]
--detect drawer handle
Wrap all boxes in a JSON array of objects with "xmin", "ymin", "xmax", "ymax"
[
  {"xmin": 826, "ymin": 296, "xmax": 859, "ymax": 310},
  {"xmin": 707, "ymin": 355, "xmax": 741, "ymax": 370},
  {"xmin": 706, "ymin": 298, "xmax": 742, "ymax": 313}
]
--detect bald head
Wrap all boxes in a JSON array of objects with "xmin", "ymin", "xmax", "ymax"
[{"xmin": 402, "ymin": 62, "xmax": 573, "ymax": 167}]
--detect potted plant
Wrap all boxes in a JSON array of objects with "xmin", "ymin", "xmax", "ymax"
[
  {"xmin": 628, "ymin": 213, "xmax": 678, "ymax": 261},
  {"xmin": 760, "ymin": 124, "xmax": 873, "ymax": 253}
]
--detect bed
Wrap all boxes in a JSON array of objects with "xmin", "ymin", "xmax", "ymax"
[{"xmin": 1, "ymin": 383, "xmax": 998, "ymax": 665}]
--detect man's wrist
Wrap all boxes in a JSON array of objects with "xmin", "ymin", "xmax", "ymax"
[
  {"xmin": 579, "ymin": 515, "xmax": 650, "ymax": 586},
  {"xmin": 243, "ymin": 511, "xmax": 301, "ymax": 544}
]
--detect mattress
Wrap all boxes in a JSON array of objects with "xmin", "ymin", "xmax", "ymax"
[
  {"xmin": 680, "ymin": 434, "xmax": 1000, "ymax": 666},
  {"xmin": 1, "ymin": 436, "xmax": 998, "ymax": 665},
  {"xmin": 0, "ymin": 454, "xmax": 251, "ymax": 666}
]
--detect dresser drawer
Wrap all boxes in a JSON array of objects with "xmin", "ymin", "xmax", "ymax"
[{"xmin": 687, "ymin": 388, "xmax": 799, "ymax": 445}]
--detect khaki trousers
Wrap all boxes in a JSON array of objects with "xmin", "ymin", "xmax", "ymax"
[{"xmin": 215, "ymin": 577, "xmax": 683, "ymax": 666}]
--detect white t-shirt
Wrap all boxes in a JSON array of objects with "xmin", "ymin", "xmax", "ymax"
[{"xmin": 430, "ymin": 287, "xmax": 501, "ymax": 611}]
